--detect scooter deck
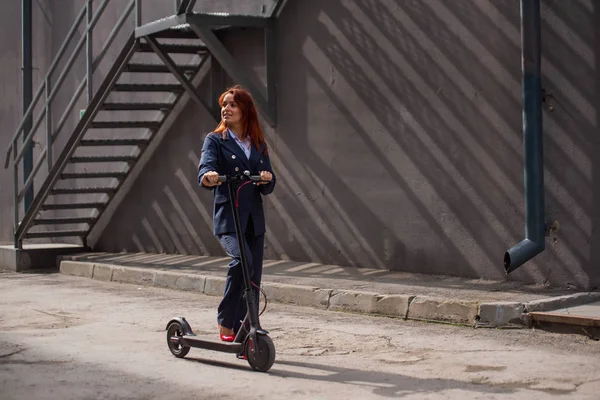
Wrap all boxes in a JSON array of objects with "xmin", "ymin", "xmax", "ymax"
[{"xmin": 180, "ymin": 335, "xmax": 244, "ymax": 354}]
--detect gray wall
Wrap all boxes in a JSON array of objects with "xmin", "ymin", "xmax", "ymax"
[{"xmin": 2, "ymin": 0, "xmax": 599, "ymax": 290}]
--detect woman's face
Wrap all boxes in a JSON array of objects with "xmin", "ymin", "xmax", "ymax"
[{"xmin": 221, "ymin": 93, "xmax": 242, "ymax": 128}]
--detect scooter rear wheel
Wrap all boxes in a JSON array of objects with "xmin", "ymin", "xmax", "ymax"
[
  {"xmin": 246, "ymin": 335, "xmax": 275, "ymax": 372},
  {"xmin": 167, "ymin": 321, "xmax": 190, "ymax": 358}
]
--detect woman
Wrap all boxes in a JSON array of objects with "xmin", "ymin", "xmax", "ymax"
[{"xmin": 198, "ymin": 85, "xmax": 276, "ymax": 342}]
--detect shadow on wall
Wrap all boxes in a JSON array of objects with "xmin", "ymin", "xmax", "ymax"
[
  {"xmin": 592, "ymin": 0, "xmax": 600, "ymax": 290},
  {"xmin": 289, "ymin": 0, "xmax": 526, "ymax": 280},
  {"xmin": 262, "ymin": 0, "xmax": 598, "ymax": 287},
  {"xmin": 96, "ymin": 0, "xmax": 599, "ymax": 289}
]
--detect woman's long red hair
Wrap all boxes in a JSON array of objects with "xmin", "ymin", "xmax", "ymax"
[{"xmin": 214, "ymin": 85, "xmax": 267, "ymax": 154}]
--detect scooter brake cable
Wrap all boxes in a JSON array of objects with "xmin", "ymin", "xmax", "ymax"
[{"xmin": 252, "ymin": 281, "xmax": 268, "ymax": 316}]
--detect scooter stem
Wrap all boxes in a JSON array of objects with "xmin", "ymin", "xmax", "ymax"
[{"xmin": 226, "ymin": 180, "xmax": 260, "ymax": 329}]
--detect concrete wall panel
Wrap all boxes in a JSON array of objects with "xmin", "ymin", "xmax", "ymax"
[{"xmin": 1, "ymin": 0, "xmax": 599, "ymax": 289}]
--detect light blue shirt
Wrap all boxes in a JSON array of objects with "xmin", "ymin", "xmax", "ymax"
[{"xmin": 228, "ymin": 128, "xmax": 251, "ymax": 159}]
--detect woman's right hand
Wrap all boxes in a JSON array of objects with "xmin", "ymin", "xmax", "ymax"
[{"xmin": 202, "ymin": 171, "xmax": 221, "ymax": 187}]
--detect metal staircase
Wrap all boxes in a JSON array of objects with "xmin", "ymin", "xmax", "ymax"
[
  {"xmin": 18, "ymin": 31, "xmax": 209, "ymax": 244},
  {"xmin": 4, "ymin": 0, "xmax": 284, "ymax": 249}
]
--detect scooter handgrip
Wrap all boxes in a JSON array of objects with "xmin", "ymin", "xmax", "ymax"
[
  {"xmin": 249, "ymin": 175, "xmax": 262, "ymax": 182},
  {"xmin": 217, "ymin": 175, "xmax": 227, "ymax": 182}
]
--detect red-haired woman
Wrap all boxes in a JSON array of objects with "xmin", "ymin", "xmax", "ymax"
[{"xmin": 198, "ymin": 85, "xmax": 276, "ymax": 342}]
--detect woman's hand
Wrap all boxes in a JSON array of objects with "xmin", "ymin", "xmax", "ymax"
[
  {"xmin": 202, "ymin": 171, "xmax": 221, "ymax": 187},
  {"xmin": 257, "ymin": 171, "xmax": 273, "ymax": 185}
]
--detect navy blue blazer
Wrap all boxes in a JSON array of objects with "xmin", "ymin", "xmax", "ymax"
[{"xmin": 198, "ymin": 130, "xmax": 276, "ymax": 236}]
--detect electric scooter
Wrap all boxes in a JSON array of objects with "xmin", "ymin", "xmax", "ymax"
[{"xmin": 165, "ymin": 171, "xmax": 275, "ymax": 372}]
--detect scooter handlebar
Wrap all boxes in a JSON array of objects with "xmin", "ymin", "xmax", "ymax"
[{"xmin": 217, "ymin": 171, "xmax": 264, "ymax": 183}]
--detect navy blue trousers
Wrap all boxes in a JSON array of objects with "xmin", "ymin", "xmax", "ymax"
[{"xmin": 217, "ymin": 226, "xmax": 264, "ymax": 332}]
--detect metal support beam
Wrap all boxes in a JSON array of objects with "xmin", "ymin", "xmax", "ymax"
[
  {"xmin": 176, "ymin": 0, "xmax": 196, "ymax": 14},
  {"xmin": 270, "ymin": 0, "xmax": 288, "ymax": 18},
  {"xmin": 504, "ymin": 0, "xmax": 545, "ymax": 273},
  {"xmin": 86, "ymin": 0, "xmax": 93, "ymax": 103},
  {"xmin": 145, "ymin": 36, "xmax": 213, "ymax": 114},
  {"xmin": 45, "ymin": 80, "xmax": 52, "ymax": 171},
  {"xmin": 190, "ymin": 24, "xmax": 276, "ymax": 126},
  {"xmin": 135, "ymin": 0, "xmax": 142, "ymax": 26},
  {"xmin": 211, "ymin": 55, "xmax": 224, "ymax": 121},
  {"xmin": 265, "ymin": 18, "xmax": 277, "ymax": 121},
  {"xmin": 22, "ymin": 0, "xmax": 33, "ymax": 213}
]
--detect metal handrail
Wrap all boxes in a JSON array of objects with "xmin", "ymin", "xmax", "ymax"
[
  {"xmin": 6, "ymin": 0, "xmax": 113, "ymax": 168},
  {"xmin": 13, "ymin": 0, "xmax": 136, "ymax": 203},
  {"xmin": 12, "ymin": 0, "xmax": 134, "ymax": 168},
  {"xmin": 5, "ymin": 0, "xmax": 142, "ymax": 247},
  {"xmin": 3, "ymin": 5, "xmax": 86, "ymax": 168}
]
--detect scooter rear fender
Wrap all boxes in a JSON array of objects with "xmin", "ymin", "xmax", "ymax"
[{"xmin": 165, "ymin": 316, "xmax": 194, "ymax": 335}]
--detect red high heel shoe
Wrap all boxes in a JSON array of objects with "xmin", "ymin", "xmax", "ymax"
[
  {"xmin": 220, "ymin": 333, "xmax": 235, "ymax": 342},
  {"xmin": 219, "ymin": 325, "xmax": 235, "ymax": 342}
]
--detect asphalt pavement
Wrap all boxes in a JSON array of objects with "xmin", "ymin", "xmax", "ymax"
[{"xmin": 2, "ymin": 271, "xmax": 600, "ymax": 399}]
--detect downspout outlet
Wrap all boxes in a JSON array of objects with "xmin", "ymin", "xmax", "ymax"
[{"xmin": 504, "ymin": 239, "xmax": 544, "ymax": 274}]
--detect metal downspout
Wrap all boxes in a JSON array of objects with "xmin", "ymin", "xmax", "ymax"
[
  {"xmin": 504, "ymin": 0, "xmax": 546, "ymax": 274},
  {"xmin": 22, "ymin": 0, "xmax": 34, "ymax": 212}
]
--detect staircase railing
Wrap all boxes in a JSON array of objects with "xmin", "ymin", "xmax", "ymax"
[{"xmin": 4, "ymin": 0, "xmax": 143, "ymax": 247}]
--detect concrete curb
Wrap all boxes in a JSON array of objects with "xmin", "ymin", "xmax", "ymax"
[
  {"xmin": 477, "ymin": 302, "xmax": 525, "ymax": 327},
  {"xmin": 477, "ymin": 292, "xmax": 600, "ymax": 327},
  {"xmin": 408, "ymin": 297, "xmax": 479, "ymax": 325},
  {"xmin": 262, "ymin": 282, "xmax": 331, "ymax": 309},
  {"xmin": 59, "ymin": 260, "xmax": 599, "ymax": 327},
  {"xmin": 524, "ymin": 292, "xmax": 600, "ymax": 313}
]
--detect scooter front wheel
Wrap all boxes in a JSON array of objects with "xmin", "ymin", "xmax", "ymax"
[
  {"xmin": 246, "ymin": 335, "xmax": 275, "ymax": 372},
  {"xmin": 167, "ymin": 321, "xmax": 190, "ymax": 358}
]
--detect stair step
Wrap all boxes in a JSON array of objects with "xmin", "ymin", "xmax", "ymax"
[
  {"xmin": 139, "ymin": 42, "xmax": 207, "ymax": 54},
  {"xmin": 91, "ymin": 121, "xmax": 161, "ymax": 129},
  {"xmin": 70, "ymin": 155, "xmax": 138, "ymax": 163},
  {"xmin": 51, "ymin": 187, "xmax": 116, "ymax": 195},
  {"xmin": 25, "ymin": 229, "xmax": 88, "ymax": 239},
  {"xmin": 33, "ymin": 217, "xmax": 97, "ymax": 225},
  {"xmin": 42, "ymin": 202, "xmax": 106, "ymax": 211},
  {"xmin": 124, "ymin": 63, "xmax": 197, "ymax": 74},
  {"xmin": 79, "ymin": 138, "xmax": 151, "ymax": 147},
  {"xmin": 60, "ymin": 172, "xmax": 128, "ymax": 179},
  {"xmin": 149, "ymin": 29, "xmax": 199, "ymax": 39},
  {"xmin": 113, "ymin": 83, "xmax": 183, "ymax": 92},
  {"xmin": 101, "ymin": 102, "xmax": 174, "ymax": 111}
]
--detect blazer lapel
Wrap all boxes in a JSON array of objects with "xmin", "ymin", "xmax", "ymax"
[
  {"xmin": 220, "ymin": 130, "xmax": 251, "ymax": 170},
  {"xmin": 249, "ymin": 144, "xmax": 266, "ymax": 171}
]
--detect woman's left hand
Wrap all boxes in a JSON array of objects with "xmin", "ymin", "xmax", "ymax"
[{"xmin": 257, "ymin": 171, "xmax": 273, "ymax": 185}]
